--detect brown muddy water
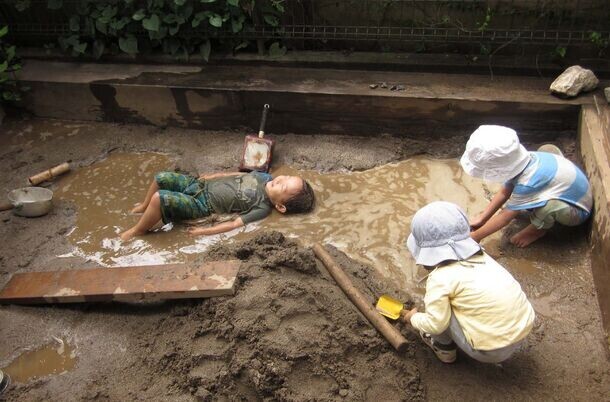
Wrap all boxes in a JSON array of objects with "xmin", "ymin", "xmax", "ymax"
[
  {"xmin": 2, "ymin": 339, "xmax": 77, "ymax": 383},
  {"xmin": 56, "ymin": 152, "xmax": 511, "ymax": 294}
]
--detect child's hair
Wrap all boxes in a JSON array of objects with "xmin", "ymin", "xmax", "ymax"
[{"xmin": 284, "ymin": 179, "xmax": 315, "ymax": 214}]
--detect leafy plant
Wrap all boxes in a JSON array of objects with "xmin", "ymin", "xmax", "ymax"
[
  {"xmin": 589, "ymin": 31, "xmax": 608, "ymax": 56},
  {"xmin": 0, "ymin": 25, "xmax": 27, "ymax": 103},
  {"xmin": 14, "ymin": 0, "xmax": 287, "ymax": 61},
  {"xmin": 552, "ymin": 45, "xmax": 567, "ymax": 60},
  {"xmin": 477, "ymin": 7, "xmax": 492, "ymax": 32}
]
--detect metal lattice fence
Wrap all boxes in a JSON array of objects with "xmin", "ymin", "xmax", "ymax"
[{"xmin": 1, "ymin": 0, "xmax": 609, "ymax": 55}]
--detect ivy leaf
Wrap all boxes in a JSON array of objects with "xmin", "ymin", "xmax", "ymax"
[
  {"xmin": 69, "ymin": 15, "xmax": 80, "ymax": 32},
  {"xmin": 268, "ymin": 41, "xmax": 286, "ymax": 58},
  {"xmin": 231, "ymin": 16, "xmax": 244, "ymax": 33},
  {"xmin": 169, "ymin": 24, "xmax": 180, "ymax": 36},
  {"xmin": 73, "ymin": 41, "xmax": 87, "ymax": 54},
  {"xmin": 272, "ymin": 1, "xmax": 285, "ymax": 12},
  {"xmin": 200, "ymin": 0, "xmax": 217, "ymax": 3},
  {"xmin": 132, "ymin": 9, "xmax": 146, "ymax": 21},
  {"xmin": 192, "ymin": 11, "xmax": 208, "ymax": 28},
  {"xmin": 92, "ymin": 40, "xmax": 105, "ymax": 59},
  {"xmin": 47, "ymin": 0, "xmax": 62, "ymax": 10},
  {"xmin": 227, "ymin": 0, "xmax": 239, "ymax": 6},
  {"xmin": 174, "ymin": 0, "xmax": 187, "ymax": 5},
  {"xmin": 119, "ymin": 35, "xmax": 138, "ymax": 55},
  {"xmin": 208, "ymin": 13, "xmax": 223, "ymax": 27},
  {"xmin": 143, "ymin": 14, "xmax": 160, "ymax": 32},
  {"xmin": 200, "ymin": 39, "xmax": 211, "ymax": 62},
  {"xmin": 95, "ymin": 19, "xmax": 108, "ymax": 34},
  {"xmin": 264, "ymin": 15, "xmax": 279, "ymax": 27},
  {"xmin": 0, "ymin": 61, "xmax": 8, "ymax": 73},
  {"xmin": 234, "ymin": 40, "xmax": 248, "ymax": 51},
  {"xmin": 6, "ymin": 46, "xmax": 16, "ymax": 62},
  {"xmin": 0, "ymin": 26, "xmax": 8, "ymax": 39}
]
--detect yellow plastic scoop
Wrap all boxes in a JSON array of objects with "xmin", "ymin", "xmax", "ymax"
[{"xmin": 375, "ymin": 294, "xmax": 404, "ymax": 320}]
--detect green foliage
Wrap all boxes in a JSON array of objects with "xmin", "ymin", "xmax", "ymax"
[
  {"xmin": 477, "ymin": 7, "xmax": 492, "ymax": 32},
  {"xmin": 13, "ymin": 0, "xmax": 286, "ymax": 61},
  {"xmin": 0, "ymin": 25, "xmax": 28, "ymax": 104},
  {"xmin": 552, "ymin": 45, "xmax": 567, "ymax": 60},
  {"xmin": 589, "ymin": 31, "xmax": 608, "ymax": 56}
]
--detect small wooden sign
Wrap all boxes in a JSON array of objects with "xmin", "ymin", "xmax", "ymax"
[{"xmin": 0, "ymin": 260, "xmax": 240, "ymax": 304}]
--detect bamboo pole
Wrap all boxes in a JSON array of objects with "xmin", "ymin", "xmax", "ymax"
[
  {"xmin": 312, "ymin": 243, "xmax": 408, "ymax": 353},
  {"xmin": 28, "ymin": 162, "xmax": 70, "ymax": 186}
]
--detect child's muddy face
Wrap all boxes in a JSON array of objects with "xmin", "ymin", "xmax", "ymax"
[{"xmin": 266, "ymin": 175, "xmax": 303, "ymax": 204}]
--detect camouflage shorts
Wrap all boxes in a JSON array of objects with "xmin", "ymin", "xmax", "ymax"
[
  {"xmin": 155, "ymin": 172, "xmax": 211, "ymax": 223},
  {"xmin": 529, "ymin": 199, "xmax": 590, "ymax": 230}
]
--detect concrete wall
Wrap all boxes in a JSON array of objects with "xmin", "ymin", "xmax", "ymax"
[{"xmin": 579, "ymin": 103, "xmax": 610, "ymax": 351}]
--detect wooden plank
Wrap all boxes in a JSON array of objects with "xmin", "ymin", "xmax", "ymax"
[{"xmin": 0, "ymin": 260, "xmax": 240, "ymax": 304}]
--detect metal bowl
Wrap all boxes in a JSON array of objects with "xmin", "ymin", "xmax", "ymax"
[{"xmin": 8, "ymin": 187, "xmax": 53, "ymax": 217}]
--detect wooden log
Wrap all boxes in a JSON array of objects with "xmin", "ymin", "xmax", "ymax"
[
  {"xmin": 0, "ymin": 260, "xmax": 240, "ymax": 304},
  {"xmin": 312, "ymin": 243, "xmax": 408, "ymax": 352}
]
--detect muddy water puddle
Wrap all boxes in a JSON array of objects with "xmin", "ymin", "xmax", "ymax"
[
  {"xmin": 56, "ymin": 152, "xmax": 244, "ymax": 266},
  {"xmin": 57, "ymin": 152, "xmax": 555, "ymax": 293},
  {"xmin": 2, "ymin": 339, "xmax": 77, "ymax": 383}
]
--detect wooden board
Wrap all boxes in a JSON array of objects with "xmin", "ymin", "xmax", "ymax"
[{"xmin": 0, "ymin": 260, "xmax": 240, "ymax": 304}]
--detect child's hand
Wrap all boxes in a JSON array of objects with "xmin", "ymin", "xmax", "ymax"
[
  {"xmin": 469, "ymin": 214, "xmax": 487, "ymax": 230},
  {"xmin": 400, "ymin": 307, "xmax": 418, "ymax": 324},
  {"xmin": 187, "ymin": 227, "xmax": 207, "ymax": 236}
]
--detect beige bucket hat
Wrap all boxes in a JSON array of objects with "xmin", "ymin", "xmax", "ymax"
[{"xmin": 460, "ymin": 125, "xmax": 531, "ymax": 183}]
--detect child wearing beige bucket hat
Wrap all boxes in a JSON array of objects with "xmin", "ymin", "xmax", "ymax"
[
  {"xmin": 460, "ymin": 125, "xmax": 592, "ymax": 247},
  {"xmin": 401, "ymin": 201, "xmax": 535, "ymax": 364}
]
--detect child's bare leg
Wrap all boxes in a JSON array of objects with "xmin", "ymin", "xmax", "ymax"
[
  {"xmin": 131, "ymin": 178, "xmax": 160, "ymax": 213},
  {"xmin": 121, "ymin": 193, "xmax": 163, "ymax": 241},
  {"xmin": 510, "ymin": 224, "xmax": 547, "ymax": 248}
]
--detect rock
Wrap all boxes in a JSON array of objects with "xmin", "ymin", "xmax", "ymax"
[
  {"xmin": 369, "ymin": 84, "xmax": 378, "ymax": 89},
  {"xmin": 339, "ymin": 389, "xmax": 349, "ymax": 397},
  {"xmin": 605, "ymin": 87, "xmax": 610, "ymax": 103},
  {"xmin": 379, "ymin": 82, "xmax": 388, "ymax": 89},
  {"xmin": 550, "ymin": 65, "xmax": 599, "ymax": 98}
]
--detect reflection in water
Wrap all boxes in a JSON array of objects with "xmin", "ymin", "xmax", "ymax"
[
  {"xmin": 259, "ymin": 160, "xmax": 497, "ymax": 291},
  {"xmin": 3, "ymin": 339, "xmax": 77, "ymax": 383},
  {"xmin": 58, "ymin": 153, "xmax": 533, "ymax": 293}
]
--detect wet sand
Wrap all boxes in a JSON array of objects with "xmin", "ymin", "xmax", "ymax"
[{"xmin": 0, "ymin": 117, "xmax": 607, "ymax": 401}]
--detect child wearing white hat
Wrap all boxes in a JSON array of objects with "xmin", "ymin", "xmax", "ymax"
[
  {"xmin": 460, "ymin": 125, "xmax": 592, "ymax": 247},
  {"xmin": 401, "ymin": 201, "xmax": 535, "ymax": 364}
]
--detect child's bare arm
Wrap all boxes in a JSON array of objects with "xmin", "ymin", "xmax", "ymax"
[
  {"xmin": 187, "ymin": 217, "xmax": 245, "ymax": 236},
  {"xmin": 471, "ymin": 208, "xmax": 519, "ymax": 242},
  {"xmin": 470, "ymin": 185, "xmax": 513, "ymax": 230},
  {"xmin": 198, "ymin": 172, "xmax": 244, "ymax": 180}
]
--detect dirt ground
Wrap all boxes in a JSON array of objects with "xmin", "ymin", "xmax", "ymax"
[{"xmin": 0, "ymin": 117, "xmax": 608, "ymax": 401}]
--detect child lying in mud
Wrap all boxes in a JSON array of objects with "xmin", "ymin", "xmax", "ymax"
[
  {"xmin": 120, "ymin": 171, "xmax": 315, "ymax": 241},
  {"xmin": 401, "ymin": 201, "xmax": 535, "ymax": 364},
  {"xmin": 461, "ymin": 125, "xmax": 592, "ymax": 247}
]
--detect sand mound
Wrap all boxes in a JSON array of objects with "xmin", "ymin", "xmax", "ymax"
[{"xmin": 133, "ymin": 231, "xmax": 423, "ymax": 401}]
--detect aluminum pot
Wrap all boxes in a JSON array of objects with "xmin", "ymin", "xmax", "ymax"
[{"xmin": 7, "ymin": 187, "xmax": 53, "ymax": 217}]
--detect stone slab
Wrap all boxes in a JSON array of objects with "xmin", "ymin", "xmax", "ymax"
[{"xmin": 0, "ymin": 260, "xmax": 240, "ymax": 304}]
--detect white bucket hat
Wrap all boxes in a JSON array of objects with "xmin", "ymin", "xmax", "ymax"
[
  {"xmin": 406, "ymin": 201, "xmax": 481, "ymax": 267},
  {"xmin": 460, "ymin": 125, "xmax": 531, "ymax": 183}
]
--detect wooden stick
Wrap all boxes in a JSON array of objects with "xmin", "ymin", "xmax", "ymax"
[
  {"xmin": 28, "ymin": 162, "xmax": 70, "ymax": 185},
  {"xmin": 312, "ymin": 243, "xmax": 408, "ymax": 352}
]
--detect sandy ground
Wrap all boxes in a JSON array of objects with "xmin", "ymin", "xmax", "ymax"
[{"xmin": 0, "ymin": 117, "xmax": 608, "ymax": 401}]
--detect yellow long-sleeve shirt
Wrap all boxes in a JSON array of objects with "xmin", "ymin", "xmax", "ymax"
[{"xmin": 410, "ymin": 252, "xmax": 535, "ymax": 351}]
